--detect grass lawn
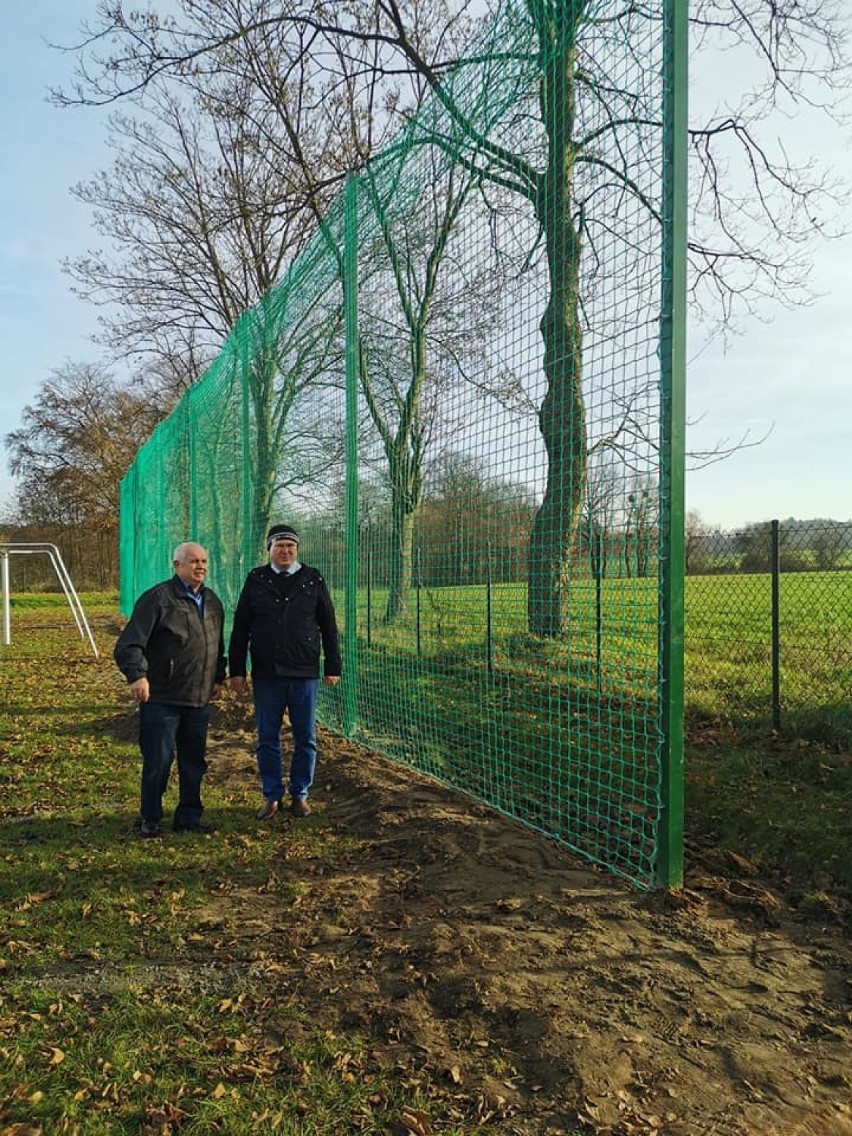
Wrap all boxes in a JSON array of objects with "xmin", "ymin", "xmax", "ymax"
[
  {"xmin": 0, "ymin": 592, "xmax": 849, "ymax": 1132},
  {"xmin": 1, "ymin": 597, "xmax": 493, "ymax": 1135}
]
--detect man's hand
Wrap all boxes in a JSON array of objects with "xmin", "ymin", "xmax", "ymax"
[
  {"xmin": 128, "ymin": 677, "xmax": 150, "ymax": 704},
  {"xmin": 323, "ymin": 675, "xmax": 341, "ymax": 688},
  {"xmin": 229, "ymin": 676, "xmax": 249, "ymax": 697}
]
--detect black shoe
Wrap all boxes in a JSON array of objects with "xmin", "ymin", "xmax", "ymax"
[
  {"xmin": 255, "ymin": 799, "xmax": 281, "ymax": 820},
  {"xmin": 140, "ymin": 819, "xmax": 161, "ymax": 838},
  {"xmin": 173, "ymin": 821, "xmax": 216, "ymax": 834},
  {"xmin": 290, "ymin": 797, "xmax": 311, "ymax": 818}
]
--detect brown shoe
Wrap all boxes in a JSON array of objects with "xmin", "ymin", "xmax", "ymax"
[
  {"xmin": 290, "ymin": 797, "xmax": 311, "ymax": 818},
  {"xmin": 255, "ymin": 799, "xmax": 281, "ymax": 820}
]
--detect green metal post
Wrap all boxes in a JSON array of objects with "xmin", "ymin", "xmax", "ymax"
[
  {"xmin": 485, "ymin": 540, "xmax": 493, "ymax": 677},
  {"xmin": 657, "ymin": 0, "xmax": 688, "ymax": 888},
  {"xmin": 343, "ymin": 175, "xmax": 360, "ymax": 736},
  {"xmin": 237, "ymin": 313, "xmax": 255, "ymax": 574},
  {"xmin": 416, "ymin": 548, "xmax": 422, "ymax": 658},
  {"xmin": 118, "ymin": 469, "xmax": 133, "ymax": 616},
  {"xmin": 185, "ymin": 391, "xmax": 197, "ymax": 539}
]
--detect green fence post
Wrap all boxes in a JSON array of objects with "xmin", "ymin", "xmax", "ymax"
[
  {"xmin": 237, "ymin": 312, "xmax": 255, "ymax": 574},
  {"xmin": 366, "ymin": 534, "xmax": 373, "ymax": 649},
  {"xmin": 486, "ymin": 539, "xmax": 493, "ymax": 677},
  {"xmin": 185, "ymin": 391, "xmax": 197, "ymax": 540},
  {"xmin": 416, "ymin": 548, "xmax": 422, "ymax": 658},
  {"xmin": 118, "ymin": 467, "xmax": 134, "ymax": 616},
  {"xmin": 343, "ymin": 174, "xmax": 359, "ymax": 737},
  {"xmin": 657, "ymin": 0, "xmax": 688, "ymax": 889}
]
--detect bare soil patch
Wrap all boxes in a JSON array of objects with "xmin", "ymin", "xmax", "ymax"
[{"xmin": 182, "ymin": 709, "xmax": 852, "ymax": 1136}]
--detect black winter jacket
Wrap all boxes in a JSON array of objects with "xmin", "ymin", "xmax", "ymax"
[
  {"xmin": 228, "ymin": 564, "xmax": 341, "ymax": 681},
  {"xmin": 114, "ymin": 577, "xmax": 226, "ymax": 706}
]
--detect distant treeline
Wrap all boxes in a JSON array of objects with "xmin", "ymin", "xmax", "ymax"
[{"xmin": 686, "ymin": 518, "xmax": 852, "ymax": 576}]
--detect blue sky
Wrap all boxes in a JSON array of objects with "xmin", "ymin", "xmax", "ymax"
[
  {"xmin": 1, "ymin": 2, "xmax": 850, "ymax": 529},
  {"xmin": 0, "ymin": 2, "xmax": 110, "ymax": 501}
]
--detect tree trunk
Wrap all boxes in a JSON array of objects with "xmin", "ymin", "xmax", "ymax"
[
  {"xmin": 527, "ymin": 18, "xmax": 586, "ymax": 637},
  {"xmin": 385, "ymin": 455, "xmax": 417, "ymax": 622}
]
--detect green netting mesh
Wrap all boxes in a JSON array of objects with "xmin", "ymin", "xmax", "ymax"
[{"xmin": 119, "ymin": 0, "xmax": 686, "ymax": 888}]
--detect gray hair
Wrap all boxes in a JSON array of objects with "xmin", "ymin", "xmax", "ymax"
[{"xmin": 173, "ymin": 541, "xmax": 198, "ymax": 563}]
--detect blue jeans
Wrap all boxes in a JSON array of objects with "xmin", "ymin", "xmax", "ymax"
[
  {"xmin": 252, "ymin": 677, "xmax": 318, "ymax": 803},
  {"xmin": 139, "ymin": 702, "xmax": 210, "ymax": 827}
]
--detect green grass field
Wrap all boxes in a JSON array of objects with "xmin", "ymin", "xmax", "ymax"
[
  {"xmin": 684, "ymin": 571, "xmax": 852, "ymax": 736},
  {"xmin": 334, "ymin": 569, "xmax": 852, "ymax": 742},
  {"xmin": 9, "ymin": 574, "xmax": 851, "ymax": 888},
  {"xmin": 1, "ymin": 598, "xmax": 488, "ymax": 1136},
  {"xmin": 341, "ymin": 571, "xmax": 851, "ymax": 886},
  {"xmin": 0, "ymin": 594, "xmax": 849, "ymax": 1132}
]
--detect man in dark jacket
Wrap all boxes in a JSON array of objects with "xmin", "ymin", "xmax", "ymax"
[
  {"xmin": 115, "ymin": 542, "xmax": 226, "ymax": 837},
  {"xmin": 228, "ymin": 524, "xmax": 341, "ymax": 819}
]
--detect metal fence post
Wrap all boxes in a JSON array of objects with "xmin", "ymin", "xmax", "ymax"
[
  {"xmin": 486, "ymin": 539, "xmax": 494, "ymax": 676},
  {"xmin": 366, "ymin": 532, "xmax": 373, "ymax": 649},
  {"xmin": 771, "ymin": 518, "xmax": 781, "ymax": 731},
  {"xmin": 416, "ymin": 547, "xmax": 422, "ymax": 657},
  {"xmin": 343, "ymin": 173, "xmax": 360, "ymax": 736},
  {"xmin": 238, "ymin": 312, "xmax": 255, "ymax": 573},
  {"xmin": 657, "ymin": 0, "xmax": 688, "ymax": 889},
  {"xmin": 596, "ymin": 531, "xmax": 604, "ymax": 696}
]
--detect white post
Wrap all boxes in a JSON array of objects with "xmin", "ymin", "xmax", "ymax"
[
  {"xmin": 0, "ymin": 544, "xmax": 99, "ymax": 657},
  {"xmin": 1, "ymin": 551, "xmax": 9, "ymax": 646}
]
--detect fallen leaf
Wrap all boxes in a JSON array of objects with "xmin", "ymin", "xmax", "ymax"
[{"xmin": 398, "ymin": 1107, "xmax": 432, "ymax": 1135}]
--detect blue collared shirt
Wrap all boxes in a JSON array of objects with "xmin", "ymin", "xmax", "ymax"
[{"xmin": 179, "ymin": 578, "xmax": 205, "ymax": 617}]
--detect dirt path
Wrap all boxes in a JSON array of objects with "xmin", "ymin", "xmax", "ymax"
[{"xmin": 194, "ymin": 717, "xmax": 852, "ymax": 1136}]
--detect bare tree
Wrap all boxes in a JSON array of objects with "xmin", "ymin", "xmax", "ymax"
[
  {"xmin": 812, "ymin": 524, "xmax": 848, "ymax": 571},
  {"xmin": 583, "ymin": 450, "xmax": 623, "ymax": 579},
  {"xmin": 226, "ymin": 1, "xmax": 499, "ymax": 619},
  {"xmin": 65, "ymin": 80, "xmax": 310, "ymax": 369},
  {"xmin": 57, "ymin": 0, "xmax": 850, "ymax": 632},
  {"xmin": 624, "ymin": 479, "xmax": 657, "ymax": 579},
  {"xmin": 357, "ymin": 150, "xmax": 507, "ymax": 621},
  {"xmin": 685, "ymin": 508, "xmax": 710, "ymax": 575},
  {"xmin": 67, "ymin": 70, "xmax": 356, "ymax": 556},
  {"xmin": 419, "ymin": 449, "xmax": 537, "ymax": 585},
  {"xmin": 4, "ymin": 362, "xmax": 162, "ymax": 584},
  {"xmin": 61, "ymin": 2, "xmax": 495, "ymax": 578}
]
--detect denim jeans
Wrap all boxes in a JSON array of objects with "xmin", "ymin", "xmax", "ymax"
[
  {"xmin": 138, "ymin": 701, "xmax": 210, "ymax": 827},
  {"xmin": 252, "ymin": 677, "xmax": 318, "ymax": 803}
]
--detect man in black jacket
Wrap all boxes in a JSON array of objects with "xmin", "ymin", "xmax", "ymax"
[
  {"xmin": 228, "ymin": 524, "xmax": 341, "ymax": 819},
  {"xmin": 114, "ymin": 542, "xmax": 226, "ymax": 837}
]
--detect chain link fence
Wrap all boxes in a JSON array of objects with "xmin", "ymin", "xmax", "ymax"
[
  {"xmin": 685, "ymin": 518, "xmax": 852, "ymax": 744},
  {"xmin": 5, "ymin": 513, "xmax": 847, "ymax": 753}
]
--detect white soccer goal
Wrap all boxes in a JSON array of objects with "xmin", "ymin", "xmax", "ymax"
[{"xmin": 0, "ymin": 542, "xmax": 99, "ymax": 657}]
